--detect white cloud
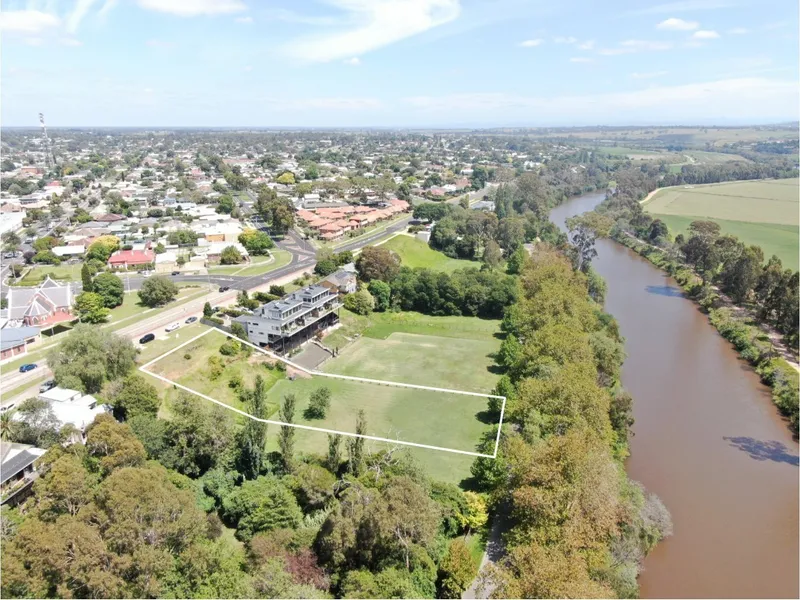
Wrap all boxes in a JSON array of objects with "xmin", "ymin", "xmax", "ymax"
[
  {"xmin": 631, "ymin": 70, "xmax": 669, "ymax": 78},
  {"xmin": 570, "ymin": 57, "xmax": 594, "ymax": 63},
  {"xmin": 598, "ymin": 39, "xmax": 674, "ymax": 55},
  {"xmin": 553, "ymin": 36, "xmax": 577, "ymax": 43},
  {"xmin": 519, "ymin": 38, "xmax": 544, "ymax": 47},
  {"xmin": 577, "ymin": 40, "xmax": 595, "ymax": 50},
  {"xmin": 235, "ymin": 15, "xmax": 253, "ymax": 23},
  {"xmin": 727, "ymin": 27, "xmax": 748, "ymax": 34},
  {"xmin": 343, "ymin": 57, "xmax": 361, "ymax": 65},
  {"xmin": 60, "ymin": 37, "xmax": 84, "ymax": 46},
  {"xmin": 66, "ymin": 0, "xmax": 101, "ymax": 33},
  {"xmin": 265, "ymin": 97, "xmax": 382, "ymax": 111},
  {"xmin": 24, "ymin": 37, "xmax": 44, "ymax": 46},
  {"xmin": 656, "ymin": 17, "xmax": 699, "ymax": 30},
  {"xmin": 283, "ymin": 0, "xmax": 460, "ymax": 63},
  {"xmin": 0, "ymin": 10, "xmax": 60, "ymax": 33},
  {"xmin": 137, "ymin": 0, "xmax": 247, "ymax": 17},
  {"xmin": 693, "ymin": 29, "xmax": 720, "ymax": 39},
  {"xmin": 402, "ymin": 78, "xmax": 798, "ymax": 123},
  {"xmin": 627, "ymin": 0, "xmax": 732, "ymax": 15}
]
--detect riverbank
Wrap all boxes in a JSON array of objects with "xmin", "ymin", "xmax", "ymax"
[
  {"xmin": 612, "ymin": 231, "xmax": 799, "ymax": 434},
  {"xmin": 551, "ymin": 192, "xmax": 798, "ymax": 599}
]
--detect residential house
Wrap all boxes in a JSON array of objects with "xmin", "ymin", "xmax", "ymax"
[
  {"xmin": 1, "ymin": 442, "xmax": 46, "ymax": 506},
  {"xmin": 201, "ymin": 241, "xmax": 249, "ymax": 264},
  {"xmin": 3, "ymin": 277, "xmax": 74, "ymax": 328},
  {"xmin": 320, "ymin": 269, "xmax": 357, "ymax": 295},
  {"xmin": 235, "ymin": 284, "xmax": 342, "ymax": 353},
  {"xmin": 0, "ymin": 326, "xmax": 40, "ymax": 362},
  {"xmin": 198, "ymin": 222, "xmax": 243, "ymax": 243},
  {"xmin": 52, "ymin": 244, "xmax": 85, "ymax": 258},
  {"xmin": 107, "ymin": 248, "xmax": 155, "ymax": 270},
  {"xmin": 35, "ymin": 387, "xmax": 111, "ymax": 440}
]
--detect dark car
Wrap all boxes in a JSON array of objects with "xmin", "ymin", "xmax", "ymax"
[
  {"xmin": 218, "ymin": 286, "xmax": 230, "ymax": 293},
  {"xmin": 139, "ymin": 333, "xmax": 156, "ymax": 344},
  {"xmin": 171, "ymin": 271, "xmax": 180, "ymax": 276},
  {"xmin": 19, "ymin": 364, "xmax": 37, "ymax": 373},
  {"xmin": 39, "ymin": 379, "xmax": 57, "ymax": 393},
  {"xmin": 185, "ymin": 316, "xmax": 198, "ymax": 324}
]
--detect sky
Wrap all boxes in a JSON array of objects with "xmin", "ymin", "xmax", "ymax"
[{"xmin": 1, "ymin": 0, "xmax": 798, "ymax": 127}]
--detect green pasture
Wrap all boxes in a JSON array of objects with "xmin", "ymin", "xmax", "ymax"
[{"xmin": 380, "ymin": 235, "xmax": 478, "ymax": 273}]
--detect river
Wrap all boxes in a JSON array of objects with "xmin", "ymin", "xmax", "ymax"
[{"xmin": 551, "ymin": 193, "xmax": 799, "ymax": 599}]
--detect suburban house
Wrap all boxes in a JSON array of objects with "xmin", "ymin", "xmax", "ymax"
[
  {"xmin": 200, "ymin": 241, "xmax": 249, "ymax": 265},
  {"xmin": 0, "ymin": 326, "xmax": 40, "ymax": 362},
  {"xmin": 320, "ymin": 268, "xmax": 357, "ymax": 295},
  {"xmin": 3, "ymin": 277, "xmax": 74, "ymax": 328},
  {"xmin": 34, "ymin": 387, "xmax": 111, "ymax": 441},
  {"xmin": 296, "ymin": 199, "xmax": 410, "ymax": 241},
  {"xmin": 235, "ymin": 284, "xmax": 342, "ymax": 353},
  {"xmin": 1, "ymin": 441, "xmax": 46, "ymax": 506},
  {"xmin": 199, "ymin": 222, "xmax": 243, "ymax": 243},
  {"xmin": 52, "ymin": 244, "xmax": 86, "ymax": 258},
  {"xmin": 107, "ymin": 247, "xmax": 155, "ymax": 270}
]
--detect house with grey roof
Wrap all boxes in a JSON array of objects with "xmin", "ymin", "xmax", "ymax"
[
  {"xmin": 1, "ymin": 441, "xmax": 46, "ymax": 506},
  {"xmin": 3, "ymin": 277, "xmax": 74, "ymax": 328},
  {"xmin": 235, "ymin": 284, "xmax": 342, "ymax": 353},
  {"xmin": 0, "ymin": 326, "xmax": 40, "ymax": 362}
]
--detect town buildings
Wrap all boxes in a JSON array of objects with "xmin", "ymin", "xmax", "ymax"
[{"xmin": 2, "ymin": 277, "xmax": 74, "ymax": 328}]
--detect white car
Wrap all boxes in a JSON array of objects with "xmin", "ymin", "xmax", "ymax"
[{"xmin": 165, "ymin": 322, "xmax": 180, "ymax": 333}]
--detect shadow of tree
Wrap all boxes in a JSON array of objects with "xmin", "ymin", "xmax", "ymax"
[{"xmin": 723, "ymin": 436, "xmax": 799, "ymax": 466}]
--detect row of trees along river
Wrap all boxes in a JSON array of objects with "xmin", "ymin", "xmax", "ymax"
[{"xmin": 551, "ymin": 192, "xmax": 798, "ymax": 599}]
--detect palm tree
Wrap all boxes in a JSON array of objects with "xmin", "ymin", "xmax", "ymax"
[{"xmin": 0, "ymin": 410, "xmax": 18, "ymax": 442}]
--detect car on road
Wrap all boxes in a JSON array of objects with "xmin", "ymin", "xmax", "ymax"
[
  {"xmin": 171, "ymin": 271, "xmax": 180, "ymax": 276},
  {"xmin": 1, "ymin": 404, "xmax": 16, "ymax": 413},
  {"xmin": 19, "ymin": 364, "xmax": 37, "ymax": 373},
  {"xmin": 165, "ymin": 322, "xmax": 180, "ymax": 332},
  {"xmin": 185, "ymin": 316, "xmax": 198, "ymax": 324},
  {"xmin": 39, "ymin": 380, "xmax": 57, "ymax": 393},
  {"xmin": 3, "ymin": 252, "xmax": 15, "ymax": 259},
  {"xmin": 218, "ymin": 286, "xmax": 230, "ymax": 292},
  {"xmin": 139, "ymin": 333, "xmax": 156, "ymax": 344}
]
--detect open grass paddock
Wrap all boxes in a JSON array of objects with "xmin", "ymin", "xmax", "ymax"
[
  {"xmin": 379, "ymin": 235, "xmax": 478, "ymax": 273},
  {"xmin": 644, "ymin": 179, "xmax": 799, "ymax": 270}
]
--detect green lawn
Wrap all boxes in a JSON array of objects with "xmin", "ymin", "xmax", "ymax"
[
  {"xmin": 318, "ymin": 214, "xmax": 410, "ymax": 250},
  {"xmin": 651, "ymin": 213, "xmax": 799, "ymax": 271},
  {"xmin": 207, "ymin": 250, "xmax": 292, "ymax": 276},
  {"xmin": 380, "ymin": 235, "xmax": 478, "ymax": 273},
  {"xmin": 17, "ymin": 263, "xmax": 83, "ymax": 286}
]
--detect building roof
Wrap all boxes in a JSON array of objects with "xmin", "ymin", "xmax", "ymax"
[
  {"xmin": 5, "ymin": 277, "xmax": 73, "ymax": 321},
  {"xmin": 0, "ymin": 326, "xmax": 40, "ymax": 351},
  {"xmin": 108, "ymin": 248, "xmax": 155, "ymax": 265},
  {"xmin": 0, "ymin": 445, "xmax": 43, "ymax": 485}
]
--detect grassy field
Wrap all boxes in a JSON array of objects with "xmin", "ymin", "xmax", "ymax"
[
  {"xmin": 644, "ymin": 179, "xmax": 799, "ymax": 270},
  {"xmin": 380, "ymin": 235, "xmax": 478, "ymax": 272},
  {"xmin": 653, "ymin": 214, "xmax": 799, "ymax": 271},
  {"xmin": 207, "ymin": 250, "xmax": 292, "ymax": 276},
  {"xmin": 17, "ymin": 263, "xmax": 83, "ymax": 286}
]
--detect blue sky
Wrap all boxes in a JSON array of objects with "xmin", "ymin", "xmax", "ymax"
[{"xmin": 1, "ymin": 0, "xmax": 798, "ymax": 127}]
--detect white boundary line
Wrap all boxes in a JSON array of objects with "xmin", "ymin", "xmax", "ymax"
[{"xmin": 139, "ymin": 327, "xmax": 505, "ymax": 458}]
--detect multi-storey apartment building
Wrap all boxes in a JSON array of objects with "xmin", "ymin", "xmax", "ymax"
[{"xmin": 236, "ymin": 284, "xmax": 342, "ymax": 353}]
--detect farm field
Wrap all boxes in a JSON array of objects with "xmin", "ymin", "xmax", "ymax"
[
  {"xmin": 644, "ymin": 179, "xmax": 799, "ymax": 270},
  {"xmin": 379, "ymin": 234, "xmax": 477, "ymax": 272}
]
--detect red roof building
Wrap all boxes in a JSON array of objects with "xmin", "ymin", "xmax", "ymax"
[{"xmin": 107, "ymin": 249, "xmax": 155, "ymax": 270}]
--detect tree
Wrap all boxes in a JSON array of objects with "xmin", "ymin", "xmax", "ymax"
[
  {"xmin": 456, "ymin": 491, "xmax": 488, "ymax": 537},
  {"xmin": 648, "ymin": 219, "xmax": 669, "ymax": 241},
  {"xmin": 2, "ymin": 231, "xmax": 21, "ymax": 252},
  {"xmin": 47, "ymin": 324, "xmax": 137, "ymax": 393},
  {"xmin": 216, "ymin": 195, "xmax": 235, "ymax": 214},
  {"xmin": 278, "ymin": 394, "xmax": 296, "ymax": 473},
  {"xmin": 138, "ymin": 275, "xmax": 178, "ymax": 307},
  {"xmin": 108, "ymin": 374, "xmax": 160, "ymax": 420},
  {"xmin": 506, "ymin": 245, "xmax": 527, "ymax": 275},
  {"xmin": 86, "ymin": 235, "xmax": 120, "ymax": 262},
  {"xmin": 80, "ymin": 262, "xmax": 93, "ymax": 292},
  {"xmin": 238, "ymin": 229, "xmax": 275, "ymax": 255},
  {"xmin": 343, "ymin": 289, "xmax": 374, "ymax": 315},
  {"xmin": 347, "ymin": 410, "xmax": 366, "ymax": 476},
  {"xmin": 327, "ymin": 433, "xmax": 343, "ymax": 473},
  {"xmin": 367, "ymin": 280, "xmax": 391, "ymax": 311},
  {"xmin": 568, "ymin": 223, "xmax": 598, "ymax": 273},
  {"xmin": 437, "ymin": 539, "xmax": 476, "ymax": 599},
  {"xmin": 238, "ymin": 376, "xmax": 270, "ymax": 480},
  {"xmin": 91, "ymin": 272, "xmax": 124, "ymax": 308},
  {"xmin": 203, "ymin": 301, "xmax": 213, "ymax": 318},
  {"xmin": 10, "ymin": 398, "xmax": 62, "ymax": 447},
  {"xmin": 305, "ymin": 387, "xmax": 331, "ymax": 419},
  {"xmin": 231, "ymin": 321, "xmax": 247, "ymax": 340},
  {"xmin": 75, "ymin": 292, "xmax": 111, "ymax": 324},
  {"xmin": 85, "ymin": 414, "xmax": 147, "ymax": 474},
  {"xmin": 355, "ymin": 246, "xmax": 401, "ymax": 282},
  {"xmin": 222, "ymin": 476, "xmax": 302, "ymax": 541},
  {"xmin": 482, "ymin": 239, "xmax": 504, "ymax": 270},
  {"xmin": 220, "ymin": 245, "xmax": 244, "ymax": 265},
  {"xmin": 276, "ymin": 171, "xmax": 296, "ymax": 185}
]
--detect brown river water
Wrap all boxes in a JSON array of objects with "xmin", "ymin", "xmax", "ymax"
[{"xmin": 551, "ymin": 193, "xmax": 799, "ymax": 599}]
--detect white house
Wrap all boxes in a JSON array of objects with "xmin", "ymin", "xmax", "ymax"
[{"xmin": 36, "ymin": 387, "xmax": 111, "ymax": 439}]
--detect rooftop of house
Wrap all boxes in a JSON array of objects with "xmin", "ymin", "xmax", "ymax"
[{"xmin": 0, "ymin": 442, "xmax": 46, "ymax": 485}]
